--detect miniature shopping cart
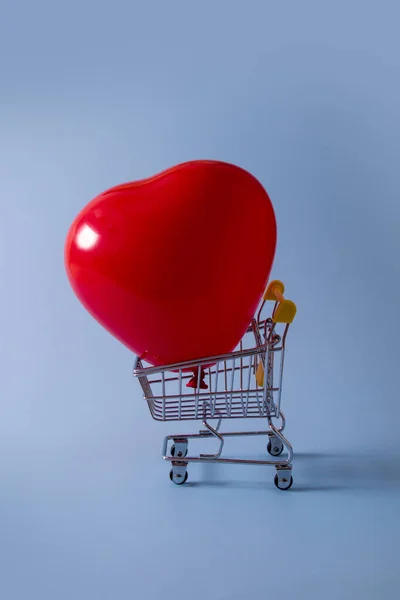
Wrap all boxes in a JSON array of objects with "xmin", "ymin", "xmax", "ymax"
[{"xmin": 133, "ymin": 280, "xmax": 297, "ymax": 490}]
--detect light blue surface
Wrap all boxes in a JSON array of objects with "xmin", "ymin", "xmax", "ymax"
[{"xmin": 1, "ymin": 1, "xmax": 399, "ymax": 598}]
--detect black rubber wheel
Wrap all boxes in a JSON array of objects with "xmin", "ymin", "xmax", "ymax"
[
  {"xmin": 170, "ymin": 444, "xmax": 188, "ymax": 458},
  {"xmin": 267, "ymin": 440, "xmax": 284, "ymax": 456},
  {"xmin": 274, "ymin": 474, "xmax": 293, "ymax": 490},
  {"xmin": 169, "ymin": 469, "xmax": 188, "ymax": 485}
]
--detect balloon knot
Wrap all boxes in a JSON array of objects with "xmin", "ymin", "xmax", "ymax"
[{"xmin": 186, "ymin": 367, "xmax": 208, "ymax": 389}]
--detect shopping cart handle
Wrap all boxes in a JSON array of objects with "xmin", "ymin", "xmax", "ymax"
[{"xmin": 263, "ymin": 280, "xmax": 297, "ymax": 324}]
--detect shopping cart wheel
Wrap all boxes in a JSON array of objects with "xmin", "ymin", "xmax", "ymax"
[
  {"xmin": 171, "ymin": 439, "xmax": 188, "ymax": 458},
  {"xmin": 274, "ymin": 473, "xmax": 293, "ymax": 490},
  {"xmin": 169, "ymin": 468, "xmax": 188, "ymax": 485},
  {"xmin": 267, "ymin": 438, "xmax": 284, "ymax": 456}
]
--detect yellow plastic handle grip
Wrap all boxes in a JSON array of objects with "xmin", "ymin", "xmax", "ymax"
[
  {"xmin": 263, "ymin": 280, "xmax": 285, "ymax": 301},
  {"xmin": 263, "ymin": 280, "xmax": 297, "ymax": 324}
]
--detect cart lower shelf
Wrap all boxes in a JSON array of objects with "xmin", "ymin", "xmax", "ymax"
[{"xmin": 163, "ymin": 419, "xmax": 294, "ymax": 491}]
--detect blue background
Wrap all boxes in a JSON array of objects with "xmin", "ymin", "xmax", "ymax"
[{"xmin": 1, "ymin": 1, "xmax": 399, "ymax": 598}]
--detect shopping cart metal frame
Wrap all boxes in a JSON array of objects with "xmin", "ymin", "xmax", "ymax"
[{"xmin": 133, "ymin": 280, "xmax": 297, "ymax": 490}]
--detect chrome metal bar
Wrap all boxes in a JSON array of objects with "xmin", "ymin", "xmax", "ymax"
[
  {"xmin": 199, "ymin": 405, "xmax": 222, "ymax": 434},
  {"xmin": 256, "ymin": 300, "xmax": 266, "ymax": 327},
  {"xmin": 199, "ymin": 419, "xmax": 224, "ymax": 459},
  {"xmin": 224, "ymin": 360, "xmax": 228, "ymax": 392},
  {"xmin": 252, "ymin": 317, "xmax": 263, "ymax": 348},
  {"xmin": 133, "ymin": 344, "xmax": 270, "ymax": 377},
  {"xmin": 148, "ymin": 388, "xmax": 278, "ymax": 401},
  {"xmin": 150, "ymin": 391, "xmax": 277, "ymax": 402},
  {"xmin": 178, "ymin": 369, "xmax": 182, "ymax": 419},
  {"xmin": 228, "ymin": 358, "xmax": 235, "ymax": 418},
  {"xmin": 276, "ymin": 347, "xmax": 285, "ymax": 416},
  {"xmin": 245, "ymin": 354, "xmax": 252, "ymax": 417},
  {"xmin": 239, "ymin": 340, "xmax": 243, "ymax": 390},
  {"xmin": 214, "ymin": 365, "xmax": 220, "ymax": 415},
  {"xmin": 195, "ymin": 367, "xmax": 201, "ymax": 419},
  {"xmin": 161, "ymin": 372, "xmax": 165, "ymax": 420}
]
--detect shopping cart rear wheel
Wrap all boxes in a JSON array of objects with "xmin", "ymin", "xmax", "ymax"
[
  {"xmin": 267, "ymin": 439, "xmax": 284, "ymax": 456},
  {"xmin": 171, "ymin": 443, "xmax": 188, "ymax": 458},
  {"xmin": 169, "ymin": 469, "xmax": 188, "ymax": 485},
  {"xmin": 274, "ymin": 474, "xmax": 293, "ymax": 490}
]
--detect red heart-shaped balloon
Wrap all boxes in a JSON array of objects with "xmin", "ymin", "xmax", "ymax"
[{"xmin": 65, "ymin": 160, "xmax": 277, "ymax": 366}]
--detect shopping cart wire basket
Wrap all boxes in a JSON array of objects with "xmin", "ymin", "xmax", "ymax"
[{"xmin": 133, "ymin": 280, "xmax": 297, "ymax": 490}]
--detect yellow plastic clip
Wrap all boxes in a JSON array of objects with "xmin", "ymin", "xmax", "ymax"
[
  {"xmin": 256, "ymin": 361, "xmax": 264, "ymax": 387},
  {"xmin": 264, "ymin": 280, "xmax": 297, "ymax": 324}
]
